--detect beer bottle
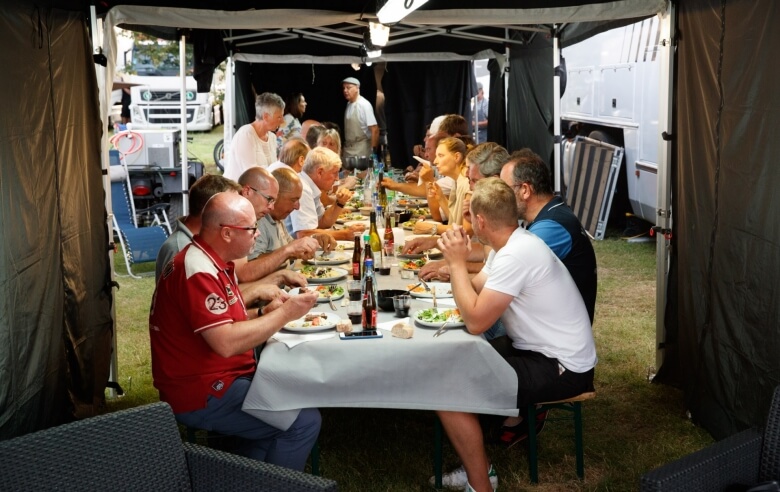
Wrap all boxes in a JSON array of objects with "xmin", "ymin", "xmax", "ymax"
[
  {"xmin": 377, "ymin": 171, "xmax": 388, "ymax": 210},
  {"xmin": 384, "ymin": 213, "xmax": 394, "ymax": 257},
  {"xmin": 362, "ymin": 265, "xmax": 378, "ymax": 330},
  {"xmin": 351, "ymin": 234, "xmax": 362, "ymax": 280}
]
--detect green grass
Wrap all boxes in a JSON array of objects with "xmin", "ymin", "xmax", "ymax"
[
  {"xmin": 108, "ymin": 179, "xmax": 713, "ymax": 490},
  {"xmin": 185, "ymin": 125, "xmax": 223, "ymax": 175}
]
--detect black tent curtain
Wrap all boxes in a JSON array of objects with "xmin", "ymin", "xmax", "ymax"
[
  {"xmin": 0, "ymin": 4, "xmax": 112, "ymax": 437},
  {"xmin": 657, "ymin": 0, "xmax": 780, "ymax": 439},
  {"xmin": 236, "ymin": 60, "xmax": 474, "ymax": 171}
]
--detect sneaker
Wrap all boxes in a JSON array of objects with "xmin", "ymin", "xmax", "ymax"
[
  {"xmin": 498, "ymin": 409, "xmax": 549, "ymax": 449},
  {"xmin": 429, "ymin": 464, "xmax": 498, "ymax": 490}
]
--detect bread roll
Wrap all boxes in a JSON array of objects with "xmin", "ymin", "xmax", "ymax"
[{"xmin": 391, "ymin": 322, "xmax": 414, "ymax": 339}]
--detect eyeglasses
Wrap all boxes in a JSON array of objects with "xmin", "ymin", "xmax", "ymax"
[
  {"xmin": 249, "ymin": 186, "xmax": 276, "ymax": 205},
  {"xmin": 220, "ymin": 224, "xmax": 258, "ymax": 234}
]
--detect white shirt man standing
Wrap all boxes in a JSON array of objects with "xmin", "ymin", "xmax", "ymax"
[{"xmin": 341, "ymin": 77, "xmax": 379, "ymax": 158}]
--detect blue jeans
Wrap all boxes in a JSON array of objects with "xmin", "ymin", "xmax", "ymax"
[
  {"xmin": 483, "ymin": 318, "xmax": 506, "ymax": 340},
  {"xmin": 175, "ymin": 377, "xmax": 321, "ymax": 471}
]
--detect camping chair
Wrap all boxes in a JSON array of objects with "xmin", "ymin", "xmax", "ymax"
[{"xmin": 110, "ymin": 151, "xmax": 170, "ymax": 278}]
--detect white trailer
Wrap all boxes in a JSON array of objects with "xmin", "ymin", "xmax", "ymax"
[{"xmin": 560, "ymin": 16, "xmax": 664, "ymax": 225}]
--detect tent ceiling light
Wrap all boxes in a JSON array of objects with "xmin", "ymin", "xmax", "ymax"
[
  {"xmin": 369, "ymin": 22, "xmax": 390, "ymax": 47},
  {"xmin": 377, "ymin": 0, "xmax": 430, "ymax": 24},
  {"xmin": 362, "ymin": 31, "xmax": 382, "ymax": 58}
]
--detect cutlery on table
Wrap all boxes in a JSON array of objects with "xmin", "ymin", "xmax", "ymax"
[{"xmin": 433, "ymin": 321, "xmax": 449, "ymax": 338}]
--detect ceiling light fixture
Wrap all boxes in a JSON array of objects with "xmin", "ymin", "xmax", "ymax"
[
  {"xmin": 362, "ymin": 31, "xmax": 382, "ymax": 58},
  {"xmin": 377, "ymin": 0, "xmax": 429, "ymax": 24},
  {"xmin": 369, "ymin": 22, "xmax": 390, "ymax": 47}
]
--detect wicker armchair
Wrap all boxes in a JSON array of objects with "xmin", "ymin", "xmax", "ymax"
[
  {"xmin": 640, "ymin": 386, "xmax": 780, "ymax": 492},
  {"xmin": 0, "ymin": 402, "xmax": 336, "ymax": 492}
]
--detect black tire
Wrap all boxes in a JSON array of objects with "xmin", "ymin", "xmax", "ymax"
[
  {"xmin": 167, "ymin": 194, "xmax": 183, "ymax": 222},
  {"xmin": 213, "ymin": 139, "xmax": 225, "ymax": 172}
]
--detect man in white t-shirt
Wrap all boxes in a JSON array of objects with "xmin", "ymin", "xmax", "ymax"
[
  {"xmin": 432, "ymin": 177, "xmax": 597, "ymax": 492},
  {"xmin": 224, "ymin": 93, "xmax": 285, "ymax": 180},
  {"xmin": 341, "ymin": 77, "xmax": 378, "ymax": 158}
]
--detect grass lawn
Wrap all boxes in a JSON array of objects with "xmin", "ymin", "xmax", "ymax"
[{"xmin": 108, "ymin": 135, "xmax": 713, "ymax": 489}]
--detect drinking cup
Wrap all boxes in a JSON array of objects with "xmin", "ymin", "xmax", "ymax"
[
  {"xmin": 347, "ymin": 280, "xmax": 362, "ymax": 301},
  {"xmin": 347, "ymin": 301, "xmax": 363, "ymax": 326},
  {"xmin": 393, "ymin": 295, "xmax": 411, "ymax": 318}
]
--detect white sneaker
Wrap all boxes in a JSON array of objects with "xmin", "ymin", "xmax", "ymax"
[{"xmin": 428, "ymin": 464, "xmax": 498, "ymax": 490}]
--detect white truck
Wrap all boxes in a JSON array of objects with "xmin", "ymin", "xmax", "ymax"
[
  {"xmin": 560, "ymin": 16, "xmax": 663, "ymax": 225},
  {"xmin": 123, "ymin": 40, "xmax": 213, "ymax": 132}
]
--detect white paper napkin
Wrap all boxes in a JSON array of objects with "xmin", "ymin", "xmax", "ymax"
[
  {"xmin": 271, "ymin": 331, "xmax": 335, "ymax": 348},
  {"xmin": 416, "ymin": 298, "xmax": 458, "ymax": 307}
]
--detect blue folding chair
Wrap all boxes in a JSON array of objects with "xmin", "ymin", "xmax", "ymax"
[{"xmin": 110, "ymin": 151, "xmax": 169, "ymax": 278}]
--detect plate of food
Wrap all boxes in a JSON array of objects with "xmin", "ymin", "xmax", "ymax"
[
  {"xmin": 298, "ymin": 265, "xmax": 348, "ymax": 283},
  {"xmin": 411, "ymin": 207, "xmax": 431, "ymax": 217},
  {"xmin": 407, "ymin": 282, "xmax": 454, "ymax": 298},
  {"xmin": 401, "ymin": 219, "xmax": 419, "ymax": 231},
  {"xmin": 304, "ymin": 252, "xmax": 350, "ymax": 265},
  {"xmin": 335, "ymin": 240, "xmax": 354, "ymax": 251},
  {"xmin": 283, "ymin": 312, "xmax": 341, "ymax": 333},
  {"xmin": 413, "ymin": 308, "xmax": 465, "ymax": 328},
  {"xmin": 397, "ymin": 248, "xmax": 443, "ymax": 260},
  {"xmin": 336, "ymin": 212, "xmax": 365, "ymax": 224},
  {"xmin": 400, "ymin": 258, "xmax": 427, "ymax": 271},
  {"xmin": 290, "ymin": 285, "xmax": 345, "ymax": 303}
]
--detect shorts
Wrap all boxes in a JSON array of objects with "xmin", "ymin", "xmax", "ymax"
[{"xmin": 488, "ymin": 335, "xmax": 595, "ymax": 408}]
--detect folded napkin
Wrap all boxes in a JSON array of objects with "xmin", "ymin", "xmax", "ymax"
[
  {"xmin": 417, "ymin": 298, "xmax": 457, "ymax": 307},
  {"xmin": 271, "ymin": 331, "xmax": 335, "ymax": 348}
]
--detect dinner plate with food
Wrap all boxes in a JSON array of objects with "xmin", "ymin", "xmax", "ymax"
[
  {"xmin": 304, "ymin": 252, "xmax": 350, "ymax": 265},
  {"xmin": 336, "ymin": 212, "xmax": 365, "ymax": 224},
  {"xmin": 397, "ymin": 248, "xmax": 443, "ymax": 260},
  {"xmin": 413, "ymin": 308, "xmax": 465, "ymax": 328},
  {"xmin": 400, "ymin": 258, "xmax": 427, "ymax": 271},
  {"xmin": 401, "ymin": 219, "xmax": 419, "ymax": 231},
  {"xmin": 407, "ymin": 282, "xmax": 454, "ymax": 299},
  {"xmin": 298, "ymin": 265, "xmax": 348, "ymax": 283},
  {"xmin": 289, "ymin": 285, "xmax": 345, "ymax": 303},
  {"xmin": 283, "ymin": 312, "xmax": 341, "ymax": 332},
  {"xmin": 334, "ymin": 240, "xmax": 354, "ymax": 251}
]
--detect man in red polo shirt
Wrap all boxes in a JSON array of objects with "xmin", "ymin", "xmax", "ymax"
[{"xmin": 150, "ymin": 192, "xmax": 320, "ymax": 471}]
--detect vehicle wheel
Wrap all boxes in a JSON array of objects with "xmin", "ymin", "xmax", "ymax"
[
  {"xmin": 167, "ymin": 194, "xmax": 183, "ymax": 222},
  {"xmin": 213, "ymin": 139, "xmax": 225, "ymax": 172}
]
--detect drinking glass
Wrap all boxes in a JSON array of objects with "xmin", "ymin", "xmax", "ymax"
[{"xmin": 393, "ymin": 295, "xmax": 411, "ymax": 317}]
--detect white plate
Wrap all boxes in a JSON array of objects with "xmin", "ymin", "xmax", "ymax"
[
  {"xmin": 335, "ymin": 240, "xmax": 355, "ymax": 251},
  {"xmin": 344, "ymin": 220, "xmax": 369, "ymax": 229},
  {"xmin": 412, "ymin": 308, "xmax": 465, "ymax": 329},
  {"xmin": 283, "ymin": 312, "xmax": 341, "ymax": 333},
  {"xmin": 336, "ymin": 213, "xmax": 365, "ymax": 224},
  {"xmin": 305, "ymin": 252, "xmax": 351, "ymax": 265},
  {"xmin": 289, "ymin": 285, "xmax": 345, "ymax": 303},
  {"xmin": 298, "ymin": 266, "xmax": 348, "ymax": 283},
  {"xmin": 398, "ymin": 248, "xmax": 443, "ymax": 260},
  {"xmin": 409, "ymin": 283, "xmax": 453, "ymax": 299}
]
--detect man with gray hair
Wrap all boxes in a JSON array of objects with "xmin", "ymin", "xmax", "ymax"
[
  {"xmin": 150, "ymin": 192, "xmax": 321, "ymax": 472},
  {"xmin": 225, "ymin": 92, "xmax": 285, "ymax": 180},
  {"xmin": 287, "ymin": 147, "xmax": 365, "ymax": 241}
]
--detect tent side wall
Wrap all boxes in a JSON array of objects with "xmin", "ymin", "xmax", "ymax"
[
  {"xmin": 662, "ymin": 0, "xmax": 780, "ymax": 439},
  {"xmin": 0, "ymin": 4, "xmax": 112, "ymax": 437}
]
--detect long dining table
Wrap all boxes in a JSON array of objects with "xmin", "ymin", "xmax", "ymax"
[{"xmin": 242, "ymin": 248, "xmax": 519, "ymax": 431}]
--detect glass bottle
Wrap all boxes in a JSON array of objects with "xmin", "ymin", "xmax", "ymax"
[
  {"xmin": 351, "ymin": 234, "xmax": 362, "ymax": 280},
  {"xmin": 377, "ymin": 171, "xmax": 388, "ymax": 210},
  {"xmin": 368, "ymin": 211, "xmax": 382, "ymax": 261},
  {"xmin": 362, "ymin": 265, "xmax": 378, "ymax": 331},
  {"xmin": 383, "ymin": 213, "xmax": 394, "ymax": 258}
]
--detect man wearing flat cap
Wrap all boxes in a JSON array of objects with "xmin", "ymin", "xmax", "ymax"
[{"xmin": 341, "ymin": 77, "xmax": 379, "ymax": 158}]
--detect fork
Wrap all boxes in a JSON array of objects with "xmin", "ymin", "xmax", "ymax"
[{"xmin": 433, "ymin": 320, "xmax": 449, "ymax": 337}]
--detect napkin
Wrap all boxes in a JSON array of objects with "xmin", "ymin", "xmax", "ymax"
[{"xmin": 271, "ymin": 331, "xmax": 335, "ymax": 348}]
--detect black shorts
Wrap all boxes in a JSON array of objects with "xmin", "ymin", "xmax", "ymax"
[{"xmin": 488, "ymin": 335, "xmax": 594, "ymax": 408}]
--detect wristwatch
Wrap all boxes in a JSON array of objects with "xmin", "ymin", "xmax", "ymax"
[
  {"xmin": 431, "ymin": 224, "xmax": 438, "ymax": 235},
  {"xmin": 336, "ymin": 200, "xmax": 347, "ymax": 208}
]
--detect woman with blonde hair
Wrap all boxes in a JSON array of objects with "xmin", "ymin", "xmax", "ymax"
[{"xmin": 414, "ymin": 136, "xmax": 473, "ymax": 236}]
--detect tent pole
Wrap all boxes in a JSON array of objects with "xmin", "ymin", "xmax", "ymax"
[
  {"xmin": 224, "ymin": 32, "xmax": 235, "ymax": 162},
  {"xmin": 655, "ymin": 4, "xmax": 676, "ymax": 373},
  {"xmin": 179, "ymin": 34, "xmax": 189, "ymax": 216},
  {"xmin": 552, "ymin": 26, "xmax": 562, "ymax": 193}
]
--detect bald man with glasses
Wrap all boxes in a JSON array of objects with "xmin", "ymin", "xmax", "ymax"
[{"xmin": 151, "ymin": 192, "xmax": 321, "ymax": 472}]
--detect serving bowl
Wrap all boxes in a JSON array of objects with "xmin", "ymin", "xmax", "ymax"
[{"xmin": 377, "ymin": 289, "xmax": 406, "ymax": 312}]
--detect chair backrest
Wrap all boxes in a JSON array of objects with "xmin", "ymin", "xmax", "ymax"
[
  {"xmin": 111, "ymin": 180, "xmax": 136, "ymax": 229},
  {"xmin": 0, "ymin": 402, "xmax": 192, "ymax": 491},
  {"xmin": 760, "ymin": 385, "xmax": 780, "ymax": 481}
]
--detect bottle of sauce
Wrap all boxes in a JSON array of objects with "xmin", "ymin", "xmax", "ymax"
[{"xmin": 351, "ymin": 234, "xmax": 362, "ymax": 280}]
